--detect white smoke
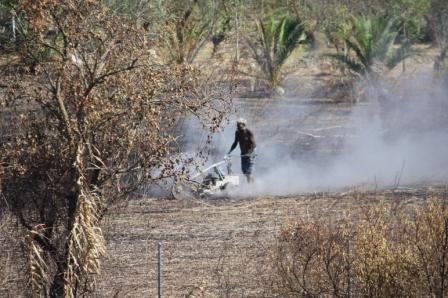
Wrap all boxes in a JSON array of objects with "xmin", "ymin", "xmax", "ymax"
[{"xmin": 190, "ymin": 74, "xmax": 448, "ymax": 196}]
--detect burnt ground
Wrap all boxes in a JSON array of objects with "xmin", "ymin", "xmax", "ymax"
[
  {"xmin": 93, "ymin": 186, "xmax": 443, "ymax": 297},
  {"xmin": 1, "ymin": 186, "xmax": 445, "ymax": 297},
  {"xmin": 101, "ymin": 91, "xmax": 370, "ymax": 297},
  {"xmin": 89, "ymin": 50, "xmax": 448, "ymax": 297},
  {"xmin": 1, "ymin": 47, "xmax": 446, "ymax": 297}
]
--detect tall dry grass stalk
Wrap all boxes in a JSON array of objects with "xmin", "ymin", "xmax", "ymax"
[
  {"xmin": 64, "ymin": 187, "xmax": 105, "ymax": 297},
  {"xmin": 26, "ymin": 225, "xmax": 50, "ymax": 297},
  {"xmin": 64, "ymin": 146, "xmax": 106, "ymax": 297}
]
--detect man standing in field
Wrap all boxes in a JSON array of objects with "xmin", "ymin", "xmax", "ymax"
[{"xmin": 227, "ymin": 118, "xmax": 256, "ymax": 183}]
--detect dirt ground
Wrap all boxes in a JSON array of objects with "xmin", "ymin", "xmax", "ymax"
[
  {"xmin": 93, "ymin": 186, "xmax": 441, "ymax": 297},
  {"xmin": 88, "ymin": 51, "xmax": 448, "ymax": 295},
  {"xmin": 1, "ymin": 43, "xmax": 445, "ymax": 297},
  {"xmin": 1, "ymin": 186, "xmax": 444, "ymax": 297}
]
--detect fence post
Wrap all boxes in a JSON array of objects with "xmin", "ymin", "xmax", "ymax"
[
  {"xmin": 347, "ymin": 239, "xmax": 352, "ymax": 298},
  {"xmin": 11, "ymin": 12, "xmax": 16, "ymax": 41},
  {"xmin": 157, "ymin": 242, "xmax": 162, "ymax": 298}
]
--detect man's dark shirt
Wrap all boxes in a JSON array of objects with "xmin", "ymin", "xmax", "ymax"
[{"xmin": 230, "ymin": 129, "xmax": 256, "ymax": 155}]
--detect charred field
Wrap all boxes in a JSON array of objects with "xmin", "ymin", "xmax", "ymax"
[
  {"xmin": 2, "ymin": 47, "xmax": 448, "ymax": 297},
  {"xmin": 96, "ymin": 185, "xmax": 447, "ymax": 297}
]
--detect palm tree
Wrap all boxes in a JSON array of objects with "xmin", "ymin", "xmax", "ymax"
[
  {"xmin": 166, "ymin": 1, "xmax": 211, "ymax": 64},
  {"xmin": 164, "ymin": 0, "xmax": 229, "ymax": 64},
  {"xmin": 328, "ymin": 16, "xmax": 416, "ymax": 79},
  {"xmin": 246, "ymin": 15, "xmax": 308, "ymax": 91}
]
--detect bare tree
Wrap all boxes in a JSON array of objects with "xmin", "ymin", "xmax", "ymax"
[{"xmin": 0, "ymin": 0, "xmax": 232, "ymax": 296}]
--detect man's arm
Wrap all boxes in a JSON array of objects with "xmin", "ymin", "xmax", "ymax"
[
  {"xmin": 248, "ymin": 130, "xmax": 256, "ymax": 153},
  {"xmin": 228, "ymin": 131, "xmax": 238, "ymax": 154}
]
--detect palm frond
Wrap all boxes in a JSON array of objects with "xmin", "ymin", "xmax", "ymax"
[
  {"xmin": 373, "ymin": 17, "xmax": 397, "ymax": 60},
  {"xmin": 247, "ymin": 15, "xmax": 308, "ymax": 89},
  {"xmin": 386, "ymin": 42, "xmax": 420, "ymax": 69},
  {"xmin": 343, "ymin": 34, "xmax": 369, "ymax": 69},
  {"xmin": 325, "ymin": 53, "xmax": 365, "ymax": 75},
  {"xmin": 354, "ymin": 17, "xmax": 372, "ymax": 58},
  {"xmin": 274, "ymin": 18, "xmax": 306, "ymax": 69},
  {"xmin": 327, "ymin": 15, "xmax": 415, "ymax": 78}
]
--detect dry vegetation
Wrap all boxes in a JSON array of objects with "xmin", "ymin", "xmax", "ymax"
[
  {"xmin": 1, "ymin": 0, "xmax": 448, "ymax": 297},
  {"xmin": 25, "ymin": 186, "xmax": 443, "ymax": 297},
  {"xmin": 271, "ymin": 191, "xmax": 448, "ymax": 297},
  {"xmin": 0, "ymin": 1, "xmax": 232, "ymax": 296},
  {"xmin": 2, "ymin": 176, "xmax": 447, "ymax": 296}
]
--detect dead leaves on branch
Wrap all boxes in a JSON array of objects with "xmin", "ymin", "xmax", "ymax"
[
  {"xmin": 18, "ymin": 0, "xmax": 105, "ymax": 32},
  {"xmin": 1, "ymin": 0, "xmax": 233, "ymax": 296}
]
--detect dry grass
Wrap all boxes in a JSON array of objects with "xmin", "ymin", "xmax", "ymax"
[
  {"xmin": 0, "ymin": 214, "xmax": 9, "ymax": 293},
  {"xmin": 90, "ymin": 185, "xmax": 445, "ymax": 297},
  {"xmin": 0, "ymin": 40, "xmax": 445, "ymax": 297},
  {"xmin": 0, "ymin": 211, "xmax": 28, "ymax": 298},
  {"xmin": 0, "ymin": 186, "xmax": 446, "ymax": 296},
  {"xmin": 269, "ymin": 186, "xmax": 448, "ymax": 297}
]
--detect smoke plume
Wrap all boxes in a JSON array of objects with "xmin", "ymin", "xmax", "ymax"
[{"xmin": 187, "ymin": 75, "xmax": 448, "ymax": 196}]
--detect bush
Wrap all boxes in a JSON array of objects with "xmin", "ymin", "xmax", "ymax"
[
  {"xmin": 271, "ymin": 198, "xmax": 448, "ymax": 297},
  {"xmin": 271, "ymin": 220, "xmax": 353, "ymax": 297}
]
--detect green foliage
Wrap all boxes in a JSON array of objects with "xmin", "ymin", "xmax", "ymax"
[
  {"xmin": 103, "ymin": 0, "xmax": 151, "ymax": 13},
  {"xmin": 246, "ymin": 15, "xmax": 308, "ymax": 89},
  {"xmin": 328, "ymin": 15, "xmax": 417, "ymax": 78},
  {"xmin": 388, "ymin": 0, "xmax": 431, "ymax": 41},
  {"xmin": 0, "ymin": 0, "xmax": 16, "ymax": 9},
  {"xmin": 429, "ymin": 0, "xmax": 448, "ymax": 45}
]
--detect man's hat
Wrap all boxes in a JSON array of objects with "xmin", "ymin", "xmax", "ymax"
[{"xmin": 236, "ymin": 118, "xmax": 247, "ymax": 125}]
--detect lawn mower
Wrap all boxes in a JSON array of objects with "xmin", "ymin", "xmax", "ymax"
[{"xmin": 172, "ymin": 156, "xmax": 240, "ymax": 199}]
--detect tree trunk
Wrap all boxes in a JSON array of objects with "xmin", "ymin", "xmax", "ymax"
[
  {"xmin": 434, "ymin": 45, "xmax": 448, "ymax": 72},
  {"xmin": 49, "ymin": 257, "xmax": 68, "ymax": 298},
  {"xmin": 49, "ymin": 182, "xmax": 79, "ymax": 297}
]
